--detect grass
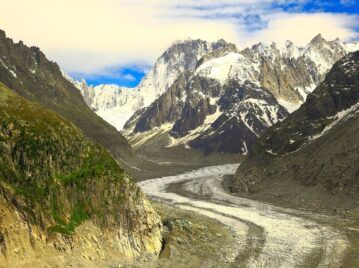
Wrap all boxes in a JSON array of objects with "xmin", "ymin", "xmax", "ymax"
[
  {"xmin": 57, "ymin": 149, "xmax": 124, "ymax": 186},
  {"xmin": 0, "ymin": 83, "xmax": 130, "ymax": 236},
  {"xmin": 48, "ymin": 205, "xmax": 90, "ymax": 235}
]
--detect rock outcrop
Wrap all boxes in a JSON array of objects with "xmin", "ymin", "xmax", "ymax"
[
  {"xmin": 71, "ymin": 39, "xmax": 236, "ymax": 131},
  {"xmin": 232, "ymin": 51, "xmax": 359, "ymax": 210},
  {"xmin": 121, "ymin": 35, "xmax": 359, "ymax": 155},
  {"xmin": 0, "ymin": 83, "xmax": 162, "ymax": 266},
  {"xmin": 0, "ymin": 30, "xmax": 131, "ymax": 161}
]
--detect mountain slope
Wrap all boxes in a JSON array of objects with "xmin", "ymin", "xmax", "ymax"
[
  {"xmin": 124, "ymin": 70, "xmax": 287, "ymax": 154},
  {"xmin": 0, "ymin": 82, "xmax": 162, "ymax": 266},
  {"xmin": 123, "ymin": 35, "xmax": 359, "ymax": 155},
  {"xmin": 73, "ymin": 39, "xmax": 236, "ymax": 130},
  {"xmin": 232, "ymin": 51, "xmax": 359, "ymax": 211},
  {"xmin": 0, "ymin": 30, "xmax": 131, "ymax": 160}
]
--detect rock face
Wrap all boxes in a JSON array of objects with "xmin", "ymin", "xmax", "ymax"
[
  {"xmin": 0, "ymin": 30, "xmax": 131, "ymax": 161},
  {"xmin": 0, "ymin": 83, "xmax": 162, "ymax": 266},
  {"xmin": 245, "ymin": 34, "xmax": 352, "ymax": 105},
  {"xmin": 232, "ymin": 51, "xmax": 359, "ymax": 210},
  {"xmin": 72, "ymin": 39, "xmax": 235, "ymax": 131},
  {"xmin": 122, "ymin": 35, "xmax": 358, "ymax": 154},
  {"xmin": 190, "ymin": 80, "xmax": 288, "ymax": 154},
  {"xmin": 68, "ymin": 79, "xmax": 140, "ymax": 131}
]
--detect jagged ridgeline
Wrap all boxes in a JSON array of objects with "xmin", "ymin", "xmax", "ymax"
[
  {"xmin": 120, "ymin": 35, "xmax": 358, "ymax": 155},
  {"xmin": 0, "ymin": 83, "xmax": 161, "ymax": 264},
  {"xmin": 232, "ymin": 51, "xmax": 359, "ymax": 211},
  {"xmin": 0, "ymin": 30, "xmax": 131, "ymax": 162}
]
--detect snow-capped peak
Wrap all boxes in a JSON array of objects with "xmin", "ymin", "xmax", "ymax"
[
  {"xmin": 136, "ymin": 38, "xmax": 237, "ymax": 107},
  {"xmin": 69, "ymin": 34, "xmax": 359, "ymax": 132}
]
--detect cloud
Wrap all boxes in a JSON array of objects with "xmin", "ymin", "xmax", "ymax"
[
  {"xmin": 340, "ymin": 0, "xmax": 356, "ymax": 6},
  {"xmin": 0, "ymin": 0, "xmax": 358, "ymax": 78},
  {"xmin": 122, "ymin": 74, "xmax": 136, "ymax": 82},
  {"xmin": 238, "ymin": 12, "xmax": 359, "ymax": 46}
]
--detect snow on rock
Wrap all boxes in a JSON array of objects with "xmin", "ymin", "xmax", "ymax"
[
  {"xmin": 309, "ymin": 101, "xmax": 359, "ymax": 142},
  {"xmin": 67, "ymin": 35, "xmax": 359, "ymax": 135},
  {"xmin": 277, "ymin": 99, "xmax": 301, "ymax": 113},
  {"xmin": 66, "ymin": 39, "xmax": 232, "ymax": 130},
  {"xmin": 0, "ymin": 59, "xmax": 17, "ymax": 78}
]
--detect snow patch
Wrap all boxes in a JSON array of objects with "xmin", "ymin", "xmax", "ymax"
[
  {"xmin": 309, "ymin": 102, "xmax": 359, "ymax": 142},
  {"xmin": 277, "ymin": 99, "xmax": 301, "ymax": 113},
  {"xmin": 167, "ymin": 108, "xmax": 223, "ymax": 147}
]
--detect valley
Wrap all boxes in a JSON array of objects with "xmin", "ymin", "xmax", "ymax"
[
  {"xmin": 140, "ymin": 164, "xmax": 358, "ymax": 267},
  {"xmin": 0, "ymin": 17, "xmax": 358, "ymax": 267}
]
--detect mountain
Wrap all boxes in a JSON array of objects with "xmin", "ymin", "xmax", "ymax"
[
  {"xmin": 121, "ymin": 35, "xmax": 359, "ymax": 154},
  {"xmin": 0, "ymin": 30, "xmax": 131, "ymax": 162},
  {"xmin": 232, "ymin": 51, "xmax": 359, "ymax": 211},
  {"xmin": 67, "ymin": 79, "xmax": 138, "ymax": 130},
  {"xmin": 0, "ymin": 83, "xmax": 162, "ymax": 266},
  {"xmin": 72, "ymin": 39, "xmax": 237, "ymax": 130}
]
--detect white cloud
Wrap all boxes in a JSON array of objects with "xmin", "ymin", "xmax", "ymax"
[
  {"xmin": 123, "ymin": 74, "xmax": 135, "ymax": 82},
  {"xmin": 238, "ymin": 12, "xmax": 359, "ymax": 47},
  {"xmin": 0, "ymin": 0, "xmax": 358, "ymax": 76},
  {"xmin": 340, "ymin": 0, "xmax": 356, "ymax": 6}
]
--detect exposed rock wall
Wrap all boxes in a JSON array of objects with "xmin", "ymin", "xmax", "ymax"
[
  {"xmin": 0, "ymin": 84, "xmax": 162, "ymax": 266},
  {"xmin": 0, "ymin": 29, "xmax": 131, "ymax": 160},
  {"xmin": 232, "ymin": 51, "xmax": 359, "ymax": 210}
]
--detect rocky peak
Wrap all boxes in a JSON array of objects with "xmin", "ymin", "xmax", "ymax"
[
  {"xmin": 257, "ymin": 51, "xmax": 359, "ymax": 157},
  {"xmin": 162, "ymin": 39, "xmax": 209, "ymax": 65},
  {"xmin": 285, "ymin": 40, "xmax": 294, "ymax": 48},
  {"xmin": 0, "ymin": 29, "xmax": 6, "ymax": 39},
  {"xmin": 304, "ymin": 34, "xmax": 347, "ymax": 61},
  {"xmin": 0, "ymin": 31, "xmax": 58, "ymax": 74},
  {"xmin": 308, "ymin": 33, "xmax": 326, "ymax": 46},
  {"xmin": 141, "ymin": 38, "xmax": 237, "ymax": 96},
  {"xmin": 233, "ymin": 52, "xmax": 359, "ymax": 203},
  {"xmin": 211, "ymin": 38, "xmax": 237, "ymax": 51}
]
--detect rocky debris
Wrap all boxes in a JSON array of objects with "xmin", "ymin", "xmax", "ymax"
[{"xmin": 232, "ymin": 51, "xmax": 359, "ymax": 211}]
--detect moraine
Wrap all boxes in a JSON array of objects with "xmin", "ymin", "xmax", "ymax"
[{"xmin": 139, "ymin": 164, "xmax": 349, "ymax": 267}]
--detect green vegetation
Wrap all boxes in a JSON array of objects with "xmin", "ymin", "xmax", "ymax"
[
  {"xmin": 0, "ymin": 83, "xmax": 135, "ymax": 235},
  {"xmin": 57, "ymin": 149, "xmax": 124, "ymax": 186},
  {"xmin": 48, "ymin": 206, "xmax": 89, "ymax": 235}
]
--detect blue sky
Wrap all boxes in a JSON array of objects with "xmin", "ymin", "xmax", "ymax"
[
  {"xmin": 70, "ymin": 67, "xmax": 148, "ymax": 88},
  {"xmin": 2, "ymin": 0, "xmax": 358, "ymax": 87},
  {"xmin": 79, "ymin": 0, "xmax": 359, "ymax": 87}
]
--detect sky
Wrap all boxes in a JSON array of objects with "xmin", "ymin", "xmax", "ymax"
[{"xmin": 1, "ymin": 0, "xmax": 358, "ymax": 87}]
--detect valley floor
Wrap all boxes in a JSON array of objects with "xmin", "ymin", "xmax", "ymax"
[{"xmin": 139, "ymin": 164, "xmax": 359, "ymax": 267}]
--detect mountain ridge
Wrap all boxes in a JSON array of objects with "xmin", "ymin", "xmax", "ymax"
[
  {"xmin": 72, "ymin": 39, "xmax": 236, "ymax": 130},
  {"xmin": 116, "ymin": 34, "xmax": 359, "ymax": 155},
  {"xmin": 0, "ymin": 29, "xmax": 132, "ymax": 162},
  {"xmin": 232, "ymin": 50, "xmax": 359, "ymax": 211}
]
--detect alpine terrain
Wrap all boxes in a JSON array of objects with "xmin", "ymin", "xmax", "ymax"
[
  {"xmin": 1, "ymin": 14, "xmax": 359, "ymax": 267},
  {"xmin": 72, "ymin": 39, "xmax": 235, "ymax": 130},
  {"xmin": 0, "ymin": 82, "xmax": 162, "ymax": 267},
  {"xmin": 74, "ymin": 35, "xmax": 359, "ymax": 156},
  {"xmin": 123, "ymin": 35, "xmax": 359, "ymax": 155},
  {"xmin": 0, "ymin": 30, "xmax": 131, "ymax": 162},
  {"xmin": 233, "ymin": 51, "xmax": 359, "ymax": 212}
]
